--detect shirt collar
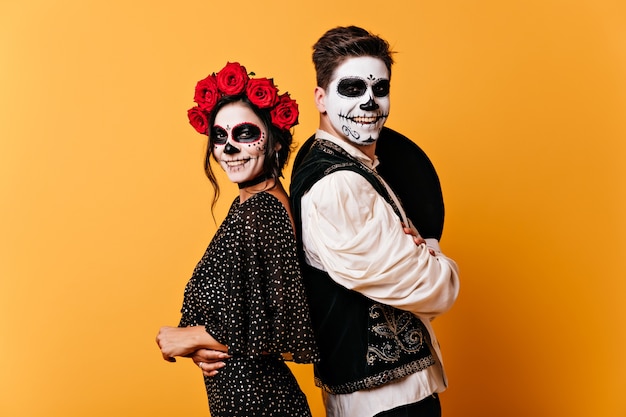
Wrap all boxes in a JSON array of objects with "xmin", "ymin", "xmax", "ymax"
[{"xmin": 315, "ymin": 129, "xmax": 380, "ymax": 169}]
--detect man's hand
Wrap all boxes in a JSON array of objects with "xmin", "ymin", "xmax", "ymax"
[{"xmin": 402, "ymin": 223, "xmax": 435, "ymax": 255}]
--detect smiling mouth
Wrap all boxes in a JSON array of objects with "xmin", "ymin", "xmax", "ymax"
[
  {"xmin": 222, "ymin": 158, "xmax": 252, "ymax": 166},
  {"xmin": 342, "ymin": 114, "xmax": 388, "ymax": 125}
]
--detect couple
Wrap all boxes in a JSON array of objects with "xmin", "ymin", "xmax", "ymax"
[{"xmin": 156, "ymin": 26, "xmax": 460, "ymax": 417}]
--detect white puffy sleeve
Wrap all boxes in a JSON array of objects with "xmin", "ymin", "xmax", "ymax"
[{"xmin": 301, "ymin": 170, "xmax": 460, "ymax": 318}]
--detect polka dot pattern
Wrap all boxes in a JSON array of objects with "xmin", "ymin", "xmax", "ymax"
[
  {"xmin": 179, "ymin": 191, "xmax": 319, "ymax": 416},
  {"xmin": 205, "ymin": 356, "xmax": 312, "ymax": 416}
]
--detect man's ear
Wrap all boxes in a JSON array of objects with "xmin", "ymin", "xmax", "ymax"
[{"xmin": 314, "ymin": 86, "xmax": 327, "ymax": 113}]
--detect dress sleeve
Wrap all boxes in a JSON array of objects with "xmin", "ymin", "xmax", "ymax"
[
  {"xmin": 301, "ymin": 171, "xmax": 460, "ymax": 318},
  {"xmin": 232, "ymin": 195, "xmax": 319, "ymax": 363}
]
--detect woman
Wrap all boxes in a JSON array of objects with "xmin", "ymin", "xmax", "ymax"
[{"xmin": 156, "ymin": 62, "xmax": 319, "ymax": 417}]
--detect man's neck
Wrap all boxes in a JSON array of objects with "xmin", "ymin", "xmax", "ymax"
[{"xmin": 352, "ymin": 140, "xmax": 376, "ymax": 160}]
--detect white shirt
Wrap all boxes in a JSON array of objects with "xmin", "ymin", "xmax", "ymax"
[{"xmin": 300, "ymin": 130, "xmax": 460, "ymax": 417}]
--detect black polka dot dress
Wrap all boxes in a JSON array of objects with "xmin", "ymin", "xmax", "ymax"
[{"xmin": 179, "ymin": 192, "xmax": 319, "ymax": 417}]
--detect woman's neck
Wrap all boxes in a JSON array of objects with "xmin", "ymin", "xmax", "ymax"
[
  {"xmin": 237, "ymin": 172, "xmax": 273, "ymax": 189},
  {"xmin": 238, "ymin": 173, "xmax": 276, "ymax": 202}
]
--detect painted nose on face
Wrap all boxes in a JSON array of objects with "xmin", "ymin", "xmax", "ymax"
[
  {"xmin": 224, "ymin": 142, "xmax": 240, "ymax": 155},
  {"xmin": 360, "ymin": 96, "xmax": 379, "ymax": 111}
]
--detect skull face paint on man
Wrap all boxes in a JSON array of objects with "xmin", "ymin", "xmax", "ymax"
[
  {"xmin": 211, "ymin": 101, "xmax": 268, "ymax": 185},
  {"xmin": 323, "ymin": 56, "xmax": 390, "ymax": 145}
]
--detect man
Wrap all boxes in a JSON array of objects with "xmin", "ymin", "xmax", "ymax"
[{"xmin": 290, "ymin": 26, "xmax": 460, "ymax": 417}]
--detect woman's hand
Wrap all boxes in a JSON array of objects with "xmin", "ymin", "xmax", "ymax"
[
  {"xmin": 156, "ymin": 326, "xmax": 227, "ymax": 362},
  {"xmin": 191, "ymin": 349, "xmax": 231, "ymax": 377}
]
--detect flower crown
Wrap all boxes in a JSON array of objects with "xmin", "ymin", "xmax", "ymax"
[{"xmin": 187, "ymin": 62, "xmax": 299, "ymax": 135}]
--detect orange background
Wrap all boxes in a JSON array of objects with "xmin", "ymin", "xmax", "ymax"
[{"xmin": 1, "ymin": 0, "xmax": 625, "ymax": 416}]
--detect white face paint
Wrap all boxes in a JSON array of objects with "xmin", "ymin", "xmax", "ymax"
[
  {"xmin": 323, "ymin": 56, "xmax": 390, "ymax": 145},
  {"xmin": 212, "ymin": 102, "xmax": 268, "ymax": 184}
]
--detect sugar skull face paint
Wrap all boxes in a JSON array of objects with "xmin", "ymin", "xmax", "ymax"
[
  {"xmin": 324, "ymin": 56, "xmax": 390, "ymax": 145},
  {"xmin": 212, "ymin": 102, "xmax": 267, "ymax": 184}
]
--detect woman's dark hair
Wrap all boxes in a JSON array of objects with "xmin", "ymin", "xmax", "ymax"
[
  {"xmin": 312, "ymin": 26, "xmax": 395, "ymax": 90},
  {"xmin": 203, "ymin": 95, "xmax": 293, "ymax": 211}
]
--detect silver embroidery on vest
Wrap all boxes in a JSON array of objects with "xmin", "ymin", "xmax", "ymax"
[{"xmin": 367, "ymin": 304, "xmax": 428, "ymax": 365}]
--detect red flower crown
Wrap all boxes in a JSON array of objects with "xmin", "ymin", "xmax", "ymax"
[{"xmin": 187, "ymin": 62, "xmax": 299, "ymax": 135}]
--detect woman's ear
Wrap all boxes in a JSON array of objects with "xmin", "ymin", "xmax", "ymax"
[{"xmin": 314, "ymin": 86, "xmax": 327, "ymax": 113}]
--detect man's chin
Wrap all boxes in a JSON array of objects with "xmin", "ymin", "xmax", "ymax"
[
  {"xmin": 348, "ymin": 127, "xmax": 382, "ymax": 144},
  {"xmin": 360, "ymin": 137, "xmax": 377, "ymax": 144}
]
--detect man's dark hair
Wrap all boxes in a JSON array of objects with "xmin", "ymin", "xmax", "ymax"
[{"xmin": 312, "ymin": 26, "xmax": 395, "ymax": 90}]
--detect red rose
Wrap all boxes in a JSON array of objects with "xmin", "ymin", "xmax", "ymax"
[
  {"xmin": 193, "ymin": 75, "xmax": 220, "ymax": 113},
  {"xmin": 246, "ymin": 78, "xmax": 279, "ymax": 109},
  {"xmin": 271, "ymin": 93, "xmax": 299, "ymax": 130},
  {"xmin": 216, "ymin": 62, "xmax": 249, "ymax": 96},
  {"xmin": 187, "ymin": 106, "xmax": 209, "ymax": 134}
]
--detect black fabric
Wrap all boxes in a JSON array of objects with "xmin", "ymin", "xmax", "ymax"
[
  {"xmin": 299, "ymin": 264, "xmax": 435, "ymax": 394},
  {"xmin": 179, "ymin": 192, "xmax": 319, "ymax": 416},
  {"xmin": 205, "ymin": 356, "xmax": 312, "ymax": 417},
  {"xmin": 290, "ymin": 139, "xmax": 435, "ymax": 394},
  {"xmin": 291, "ymin": 139, "xmax": 402, "ymax": 221},
  {"xmin": 179, "ymin": 192, "xmax": 318, "ymax": 361},
  {"xmin": 293, "ymin": 127, "xmax": 445, "ymax": 239}
]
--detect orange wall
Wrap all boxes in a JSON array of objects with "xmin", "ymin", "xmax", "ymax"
[{"xmin": 1, "ymin": 1, "xmax": 625, "ymax": 416}]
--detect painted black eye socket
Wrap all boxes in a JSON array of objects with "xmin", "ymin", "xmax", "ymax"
[
  {"xmin": 211, "ymin": 126, "xmax": 229, "ymax": 145},
  {"xmin": 211, "ymin": 123, "xmax": 262, "ymax": 145},
  {"xmin": 232, "ymin": 123, "xmax": 262, "ymax": 143},
  {"xmin": 337, "ymin": 78, "xmax": 367, "ymax": 97},
  {"xmin": 372, "ymin": 79, "xmax": 390, "ymax": 97},
  {"xmin": 337, "ymin": 78, "xmax": 390, "ymax": 98}
]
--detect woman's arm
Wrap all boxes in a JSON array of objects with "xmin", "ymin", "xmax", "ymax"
[{"xmin": 156, "ymin": 325, "xmax": 228, "ymax": 362}]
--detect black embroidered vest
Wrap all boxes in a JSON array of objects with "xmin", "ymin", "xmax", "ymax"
[{"xmin": 290, "ymin": 139, "xmax": 435, "ymax": 394}]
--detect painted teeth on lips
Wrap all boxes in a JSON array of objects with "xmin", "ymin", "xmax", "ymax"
[
  {"xmin": 223, "ymin": 159, "xmax": 249, "ymax": 166},
  {"xmin": 351, "ymin": 116, "xmax": 381, "ymax": 124}
]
